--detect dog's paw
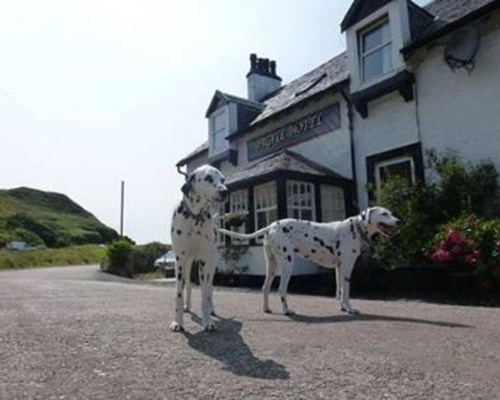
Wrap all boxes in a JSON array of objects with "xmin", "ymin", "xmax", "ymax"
[
  {"xmin": 284, "ymin": 309, "xmax": 296, "ymax": 316},
  {"xmin": 170, "ymin": 321, "xmax": 184, "ymax": 332},
  {"xmin": 347, "ymin": 308, "xmax": 360, "ymax": 315},
  {"xmin": 183, "ymin": 306, "xmax": 191, "ymax": 313},
  {"xmin": 263, "ymin": 308, "xmax": 272, "ymax": 314},
  {"xmin": 203, "ymin": 322, "xmax": 216, "ymax": 332}
]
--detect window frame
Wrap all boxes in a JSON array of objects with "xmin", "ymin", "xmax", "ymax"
[
  {"xmin": 253, "ymin": 182, "xmax": 278, "ymax": 243},
  {"xmin": 375, "ymin": 156, "xmax": 416, "ymax": 191},
  {"xmin": 358, "ymin": 18, "xmax": 392, "ymax": 83},
  {"xmin": 286, "ymin": 180, "xmax": 316, "ymax": 221},
  {"xmin": 229, "ymin": 189, "xmax": 249, "ymax": 244},
  {"xmin": 210, "ymin": 108, "xmax": 228, "ymax": 156}
]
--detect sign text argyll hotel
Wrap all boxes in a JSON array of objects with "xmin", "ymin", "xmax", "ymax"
[{"xmin": 247, "ymin": 103, "xmax": 341, "ymax": 161}]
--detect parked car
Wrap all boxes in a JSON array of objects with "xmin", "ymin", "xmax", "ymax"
[
  {"xmin": 6, "ymin": 241, "xmax": 32, "ymax": 252},
  {"xmin": 154, "ymin": 250, "xmax": 176, "ymax": 270}
]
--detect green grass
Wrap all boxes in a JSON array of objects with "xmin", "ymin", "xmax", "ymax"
[
  {"xmin": 0, "ymin": 187, "xmax": 118, "ymax": 247},
  {"xmin": 0, "ymin": 245, "xmax": 107, "ymax": 270}
]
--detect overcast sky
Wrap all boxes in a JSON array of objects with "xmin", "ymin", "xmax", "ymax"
[{"xmin": 0, "ymin": 0, "xmax": 429, "ymax": 244}]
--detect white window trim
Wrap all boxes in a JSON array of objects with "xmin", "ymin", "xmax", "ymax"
[
  {"xmin": 229, "ymin": 189, "xmax": 248, "ymax": 244},
  {"xmin": 254, "ymin": 182, "xmax": 278, "ymax": 244},
  {"xmin": 375, "ymin": 156, "xmax": 415, "ymax": 191},
  {"xmin": 209, "ymin": 108, "xmax": 229, "ymax": 157},
  {"xmin": 358, "ymin": 18, "xmax": 392, "ymax": 83},
  {"xmin": 286, "ymin": 180, "xmax": 316, "ymax": 221}
]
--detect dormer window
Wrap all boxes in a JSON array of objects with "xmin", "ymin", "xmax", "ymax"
[
  {"xmin": 359, "ymin": 18, "xmax": 392, "ymax": 83},
  {"xmin": 210, "ymin": 108, "xmax": 228, "ymax": 156}
]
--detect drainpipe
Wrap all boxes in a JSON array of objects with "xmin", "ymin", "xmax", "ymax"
[{"xmin": 340, "ymin": 87, "xmax": 359, "ymax": 214}]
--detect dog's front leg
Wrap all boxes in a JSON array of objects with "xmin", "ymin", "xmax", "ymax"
[
  {"xmin": 199, "ymin": 260, "xmax": 216, "ymax": 331},
  {"xmin": 170, "ymin": 256, "xmax": 192, "ymax": 332},
  {"xmin": 338, "ymin": 260, "xmax": 359, "ymax": 315}
]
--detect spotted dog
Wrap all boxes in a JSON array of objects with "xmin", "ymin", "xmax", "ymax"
[
  {"xmin": 170, "ymin": 165, "xmax": 228, "ymax": 332},
  {"xmin": 219, "ymin": 207, "xmax": 400, "ymax": 315}
]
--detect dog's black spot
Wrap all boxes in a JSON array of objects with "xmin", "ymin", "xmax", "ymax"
[
  {"xmin": 293, "ymin": 248, "xmax": 299, "ymax": 253},
  {"xmin": 280, "ymin": 296, "xmax": 286, "ymax": 303},
  {"xmin": 338, "ymin": 251, "xmax": 341, "ymax": 257},
  {"xmin": 204, "ymin": 175, "xmax": 214, "ymax": 183},
  {"xmin": 325, "ymin": 245, "xmax": 334, "ymax": 254},
  {"xmin": 344, "ymin": 277, "xmax": 351, "ymax": 283},
  {"xmin": 177, "ymin": 293, "xmax": 181, "ymax": 298},
  {"xmin": 197, "ymin": 231, "xmax": 201, "ymax": 235},
  {"xmin": 283, "ymin": 246, "xmax": 287, "ymax": 252},
  {"xmin": 181, "ymin": 251, "xmax": 185, "ymax": 255},
  {"xmin": 176, "ymin": 230, "xmax": 182, "ymax": 235},
  {"xmin": 175, "ymin": 256, "xmax": 179, "ymax": 261},
  {"xmin": 335, "ymin": 240, "xmax": 340, "ymax": 249},
  {"xmin": 304, "ymin": 255, "xmax": 310, "ymax": 259},
  {"xmin": 177, "ymin": 273, "xmax": 182, "ymax": 281},
  {"xmin": 200, "ymin": 273, "xmax": 204, "ymax": 281},
  {"xmin": 282, "ymin": 227, "xmax": 290, "ymax": 234},
  {"xmin": 304, "ymin": 233, "xmax": 309, "ymax": 237},
  {"xmin": 287, "ymin": 255, "xmax": 292, "ymax": 262},
  {"xmin": 199, "ymin": 260, "xmax": 206, "ymax": 267},
  {"xmin": 313, "ymin": 236, "xmax": 325, "ymax": 246},
  {"xmin": 311, "ymin": 249, "xmax": 317, "ymax": 254},
  {"xmin": 353, "ymin": 249, "xmax": 357, "ymax": 254}
]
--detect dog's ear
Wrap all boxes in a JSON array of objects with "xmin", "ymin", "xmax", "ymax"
[
  {"xmin": 181, "ymin": 174, "xmax": 194, "ymax": 197},
  {"xmin": 365, "ymin": 208, "xmax": 373, "ymax": 224}
]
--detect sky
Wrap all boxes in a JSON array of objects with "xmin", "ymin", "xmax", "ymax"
[{"xmin": 0, "ymin": 0, "xmax": 429, "ymax": 244}]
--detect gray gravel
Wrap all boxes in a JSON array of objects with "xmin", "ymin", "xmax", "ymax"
[{"xmin": 1, "ymin": 265, "xmax": 499, "ymax": 400}]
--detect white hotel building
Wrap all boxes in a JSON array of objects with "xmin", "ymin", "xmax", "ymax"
[{"xmin": 177, "ymin": 0, "xmax": 500, "ymax": 276}]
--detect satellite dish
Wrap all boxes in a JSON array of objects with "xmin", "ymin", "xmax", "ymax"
[{"xmin": 444, "ymin": 26, "xmax": 480, "ymax": 72}]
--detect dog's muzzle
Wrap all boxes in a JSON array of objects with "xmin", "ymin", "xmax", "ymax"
[{"xmin": 215, "ymin": 188, "xmax": 229, "ymax": 202}]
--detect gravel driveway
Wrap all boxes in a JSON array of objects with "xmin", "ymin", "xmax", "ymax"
[{"xmin": 1, "ymin": 265, "xmax": 499, "ymax": 399}]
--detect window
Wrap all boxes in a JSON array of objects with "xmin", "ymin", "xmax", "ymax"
[
  {"xmin": 254, "ymin": 182, "xmax": 278, "ymax": 236},
  {"xmin": 215, "ymin": 203, "xmax": 226, "ymax": 246},
  {"xmin": 321, "ymin": 185, "xmax": 345, "ymax": 222},
  {"xmin": 359, "ymin": 19, "xmax": 392, "ymax": 83},
  {"xmin": 287, "ymin": 181, "xmax": 315, "ymax": 221},
  {"xmin": 229, "ymin": 189, "xmax": 248, "ymax": 243},
  {"xmin": 211, "ymin": 110, "xmax": 227, "ymax": 154},
  {"xmin": 375, "ymin": 156, "xmax": 415, "ymax": 190}
]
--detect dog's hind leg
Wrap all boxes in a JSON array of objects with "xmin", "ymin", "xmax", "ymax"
[
  {"xmin": 262, "ymin": 245, "xmax": 278, "ymax": 313},
  {"xmin": 278, "ymin": 258, "xmax": 295, "ymax": 316}
]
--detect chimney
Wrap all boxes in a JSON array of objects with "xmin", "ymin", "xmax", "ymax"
[{"xmin": 246, "ymin": 53, "xmax": 282, "ymax": 102}]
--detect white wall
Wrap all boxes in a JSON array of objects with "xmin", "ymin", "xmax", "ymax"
[
  {"xmin": 416, "ymin": 17, "xmax": 500, "ymax": 175},
  {"xmin": 353, "ymin": 90, "xmax": 420, "ymax": 208}
]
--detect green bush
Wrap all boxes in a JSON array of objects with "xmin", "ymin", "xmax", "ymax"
[
  {"xmin": 102, "ymin": 240, "xmax": 134, "ymax": 277},
  {"xmin": 372, "ymin": 151, "xmax": 499, "ymax": 270},
  {"xmin": 101, "ymin": 240, "xmax": 169, "ymax": 278}
]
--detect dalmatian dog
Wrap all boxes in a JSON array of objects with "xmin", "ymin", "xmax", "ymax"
[
  {"xmin": 170, "ymin": 165, "xmax": 228, "ymax": 332},
  {"xmin": 219, "ymin": 207, "xmax": 400, "ymax": 316}
]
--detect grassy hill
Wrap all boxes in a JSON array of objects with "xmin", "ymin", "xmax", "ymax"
[{"xmin": 0, "ymin": 187, "xmax": 118, "ymax": 248}]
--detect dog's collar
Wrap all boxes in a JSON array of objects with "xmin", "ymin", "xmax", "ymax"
[
  {"xmin": 353, "ymin": 217, "xmax": 371, "ymax": 246},
  {"xmin": 181, "ymin": 200, "xmax": 210, "ymax": 225}
]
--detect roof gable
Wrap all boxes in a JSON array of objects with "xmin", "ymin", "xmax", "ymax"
[{"xmin": 341, "ymin": 0, "xmax": 393, "ymax": 32}]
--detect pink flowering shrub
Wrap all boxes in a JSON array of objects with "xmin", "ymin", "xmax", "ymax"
[{"xmin": 427, "ymin": 215, "xmax": 500, "ymax": 283}]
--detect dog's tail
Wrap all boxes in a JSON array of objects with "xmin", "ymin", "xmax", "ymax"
[{"xmin": 218, "ymin": 227, "xmax": 269, "ymax": 240}]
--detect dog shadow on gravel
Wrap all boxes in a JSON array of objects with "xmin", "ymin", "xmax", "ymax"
[
  {"xmin": 183, "ymin": 314, "xmax": 290, "ymax": 380},
  {"xmin": 288, "ymin": 312, "xmax": 472, "ymax": 329}
]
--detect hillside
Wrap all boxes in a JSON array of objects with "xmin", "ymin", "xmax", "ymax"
[{"xmin": 0, "ymin": 187, "xmax": 118, "ymax": 248}]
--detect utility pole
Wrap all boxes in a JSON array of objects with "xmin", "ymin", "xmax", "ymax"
[{"xmin": 120, "ymin": 180, "xmax": 125, "ymax": 238}]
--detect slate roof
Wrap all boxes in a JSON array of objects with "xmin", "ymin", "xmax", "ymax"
[
  {"xmin": 249, "ymin": 52, "xmax": 349, "ymax": 127},
  {"xmin": 226, "ymin": 150, "xmax": 348, "ymax": 186},
  {"xmin": 176, "ymin": 141, "xmax": 208, "ymax": 167},
  {"xmin": 425, "ymin": 0, "xmax": 497, "ymax": 22}
]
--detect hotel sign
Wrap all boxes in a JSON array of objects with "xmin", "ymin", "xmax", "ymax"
[{"xmin": 247, "ymin": 103, "xmax": 340, "ymax": 161}]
